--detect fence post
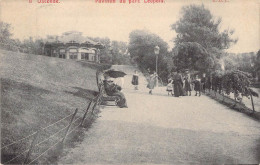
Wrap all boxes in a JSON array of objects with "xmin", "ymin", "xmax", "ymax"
[
  {"xmin": 80, "ymin": 100, "xmax": 93, "ymax": 126},
  {"xmin": 24, "ymin": 130, "xmax": 40, "ymax": 164},
  {"xmin": 91, "ymin": 96, "xmax": 100, "ymax": 115},
  {"xmin": 250, "ymin": 94, "xmax": 255, "ymax": 112},
  {"xmin": 62, "ymin": 108, "xmax": 78, "ymax": 143}
]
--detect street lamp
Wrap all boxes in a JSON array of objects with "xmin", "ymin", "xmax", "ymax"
[{"xmin": 154, "ymin": 45, "xmax": 160, "ymax": 86}]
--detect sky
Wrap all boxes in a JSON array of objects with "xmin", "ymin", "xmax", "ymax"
[{"xmin": 0, "ymin": 0, "xmax": 259, "ymax": 53}]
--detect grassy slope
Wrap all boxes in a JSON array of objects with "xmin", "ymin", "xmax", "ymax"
[{"xmin": 0, "ymin": 49, "xmax": 108, "ymax": 163}]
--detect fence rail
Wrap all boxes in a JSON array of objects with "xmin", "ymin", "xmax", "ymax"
[{"xmin": 2, "ymin": 92, "xmax": 102, "ymax": 164}]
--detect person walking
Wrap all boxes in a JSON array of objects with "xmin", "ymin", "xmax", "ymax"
[
  {"xmin": 201, "ymin": 73, "xmax": 206, "ymax": 93},
  {"xmin": 172, "ymin": 71, "xmax": 185, "ymax": 97},
  {"xmin": 193, "ymin": 75, "xmax": 201, "ymax": 96},
  {"xmin": 205, "ymin": 74, "xmax": 212, "ymax": 92},
  {"xmin": 147, "ymin": 72, "xmax": 157, "ymax": 95},
  {"xmin": 132, "ymin": 70, "xmax": 139, "ymax": 90},
  {"xmin": 183, "ymin": 73, "xmax": 192, "ymax": 96}
]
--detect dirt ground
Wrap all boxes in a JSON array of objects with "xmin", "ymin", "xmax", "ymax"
[{"xmin": 59, "ymin": 65, "xmax": 260, "ymax": 164}]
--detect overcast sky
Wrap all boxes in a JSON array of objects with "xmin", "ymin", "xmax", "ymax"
[{"xmin": 0, "ymin": 0, "xmax": 259, "ymax": 53}]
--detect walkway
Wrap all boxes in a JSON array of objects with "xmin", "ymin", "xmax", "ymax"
[{"xmin": 59, "ymin": 65, "xmax": 260, "ymax": 164}]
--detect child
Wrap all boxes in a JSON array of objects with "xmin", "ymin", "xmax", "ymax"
[{"xmin": 166, "ymin": 78, "xmax": 173, "ymax": 96}]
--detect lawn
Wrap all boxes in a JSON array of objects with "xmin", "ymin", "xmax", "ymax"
[{"xmin": 0, "ymin": 49, "xmax": 110, "ymax": 164}]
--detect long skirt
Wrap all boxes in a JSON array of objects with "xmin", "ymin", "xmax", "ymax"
[
  {"xmin": 110, "ymin": 91, "xmax": 127, "ymax": 108},
  {"xmin": 184, "ymin": 81, "xmax": 192, "ymax": 91},
  {"xmin": 173, "ymin": 81, "xmax": 184, "ymax": 97},
  {"xmin": 132, "ymin": 75, "xmax": 139, "ymax": 85},
  {"xmin": 147, "ymin": 78, "xmax": 156, "ymax": 89}
]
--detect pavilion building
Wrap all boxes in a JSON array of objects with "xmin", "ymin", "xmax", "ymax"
[{"xmin": 43, "ymin": 31, "xmax": 104, "ymax": 63}]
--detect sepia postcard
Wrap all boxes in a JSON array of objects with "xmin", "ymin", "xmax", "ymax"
[{"xmin": 0, "ymin": 0, "xmax": 259, "ymax": 164}]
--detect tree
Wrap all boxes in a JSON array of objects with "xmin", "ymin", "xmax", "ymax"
[
  {"xmin": 0, "ymin": 22, "xmax": 21, "ymax": 51},
  {"xmin": 89, "ymin": 37, "xmax": 112, "ymax": 64},
  {"xmin": 224, "ymin": 52, "xmax": 257, "ymax": 80},
  {"xmin": 128, "ymin": 29, "xmax": 170, "ymax": 82},
  {"xmin": 171, "ymin": 4, "xmax": 237, "ymax": 72},
  {"xmin": 110, "ymin": 41, "xmax": 130, "ymax": 65},
  {"xmin": 0, "ymin": 22, "xmax": 12, "ymax": 44}
]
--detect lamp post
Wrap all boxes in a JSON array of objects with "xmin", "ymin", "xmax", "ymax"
[{"xmin": 154, "ymin": 45, "xmax": 160, "ymax": 87}]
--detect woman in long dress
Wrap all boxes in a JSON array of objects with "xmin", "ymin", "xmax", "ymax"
[
  {"xmin": 103, "ymin": 77, "xmax": 128, "ymax": 108},
  {"xmin": 132, "ymin": 70, "xmax": 139, "ymax": 90},
  {"xmin": 183, "ymin": 73, "xmax": 192, "ymax": 96},
  {"xmin": 173, "ymin": 71, "xmax": 185, "ymax": 97},
  {"xmin": 193, "ymin": 75, "xmax": 201, "ymax": 96},
  {"xmin": 147, "ymin": 72, "xmax": 157, "ymax": 95}
]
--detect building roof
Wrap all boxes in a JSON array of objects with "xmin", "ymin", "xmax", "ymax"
[{"xmin": 45, "ymin": 31, "xmax": 98, "ymax": 46}]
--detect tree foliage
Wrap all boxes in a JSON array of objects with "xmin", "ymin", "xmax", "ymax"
[
  {"xmin": 222, "ymin": 70, "xmax": 252, "ymax": 97},
  {"xmin": 224, "ymin": 52, "xmax": 259, "ymax": 81},
  {"xmin": 128, "ymin": 29, "xmax": 170, "ymax": 82},
  {"xmin": 89, "ymin": 37, "xmax": 112, "ymax": 64},
  {"xmin": 0, "ymin": 22, "xmax": 12, "ymax": 43},
  {"xmin": 110, "ymin": 41, "xmax": 130, "ymax": 65},
  {"xmin": 172, "ymin": 4, "xmax": 237, "ymax": 72}
]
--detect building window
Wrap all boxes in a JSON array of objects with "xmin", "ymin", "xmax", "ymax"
[
  {"xmin": 59, "ymin": 54, "xmax": 65, "ymax": 58},
  {"xmin": 69, "ymin": 49, "xmax": 77, "ymax": 59},
  {"xmin": 81, "ymin": 53, "xmax": 89, "ymax": 60},
  {"xmin": 70, "ymin": 53, "xmax": 77, "ymax": 59},
  {"xmin": 88, "ymin": 54, "xmax": 95, "ymax": 61},
  {"xmin": 59, "ymin": 49, "xmax": 66, "ymax": 59}
]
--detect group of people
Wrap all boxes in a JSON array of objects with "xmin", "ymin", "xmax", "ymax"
[
  {"xmin": 145, "ymin": 70, "xmax": 208, "ymax": 97},
  {"xmin": 101, "ymin": 68, "xmax": 211, "ymax": 108},
  {"xmin": 131, "ymin": 69, "xmax": 206, "ymax": 97},
  {"xmin": 167, "ymin": 71, "xmax": 207, "ymax": 97}
]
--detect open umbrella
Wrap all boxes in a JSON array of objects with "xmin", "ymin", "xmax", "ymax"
[{"xmin": 104, "ymin": 69, "xmax": 126, "ymax": 78}]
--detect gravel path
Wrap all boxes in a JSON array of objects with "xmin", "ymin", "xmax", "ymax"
[{"xmin": 59, "ymin": 65, "xmax": 260, "ymax": 164}]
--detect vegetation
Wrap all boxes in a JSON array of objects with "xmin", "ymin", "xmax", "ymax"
[
  {"xmin": 128, "ymin": 29, "xmax": 172, "ymax": 82},
  {"xmin": 222, "ymin": 70, "xmax": 253, "ymax": 97},
  {"xmin": 0, "ymin": 22, "xmax": 129, "ymax": 65},
  {"xmin": 224, "ymin": 52, "xmax": 259, "ymax": 81},
  {"xmin": 0, "ymin": 49, "xmax": 106, "ymax": 164},
  {"xmin": 87, "ymin": 37, "xmax": 131, "ymax": 65},
  {"xmin": 171, "ymin": 4, "xmax": 237, "ymax": 73}
]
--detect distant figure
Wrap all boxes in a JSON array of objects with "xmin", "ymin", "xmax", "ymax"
[
  {"xmin": 205, "ymin": 74, "xmax": 212, "ymax": 92},
  {"xmin": 201, "ymin": 73, "xmax": 206, "ymax": 93},
  {"xmin": 132, "ymin": 70, "xmax": 139, "ymax": 90},
  {"xmin": 183, "ymin": 73, "xmax": 192, "ymax": 96},
  {"xmin": 166, "ymin": 78, "xmax": 174, "ymax": 96},
  {"xmin": 103, "ymin": 75, "xmax": 127, "ymax": 108},
  {"xmin": 193, "ymin": 75, "xmax": 201, "ymax": 96},
  {"xmin": 172, "ymin": 71, "xmax": 185, "ymax": 97},
  {"xmin": 147, "ymin": 72, "xmax": 157, "ymax": 95}
]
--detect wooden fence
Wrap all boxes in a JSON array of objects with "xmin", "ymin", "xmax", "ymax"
[{"xmin": 1, "ymin": 93, "xmax": 103, "ymax": 164}]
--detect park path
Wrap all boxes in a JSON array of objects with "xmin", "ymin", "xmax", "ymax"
[{"xmin": 59, "ymin": 65, "xmax": 260, "ymax": 164}]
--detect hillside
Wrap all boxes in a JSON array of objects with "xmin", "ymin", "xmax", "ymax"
[{"xmin": 0, "ymin": 49, "xmax": 109, "ymax": 163}]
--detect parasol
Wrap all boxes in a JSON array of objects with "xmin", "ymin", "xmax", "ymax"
[{"xmin": 104, "ymin": 69, "xmax": 126, "ymax": 78}]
